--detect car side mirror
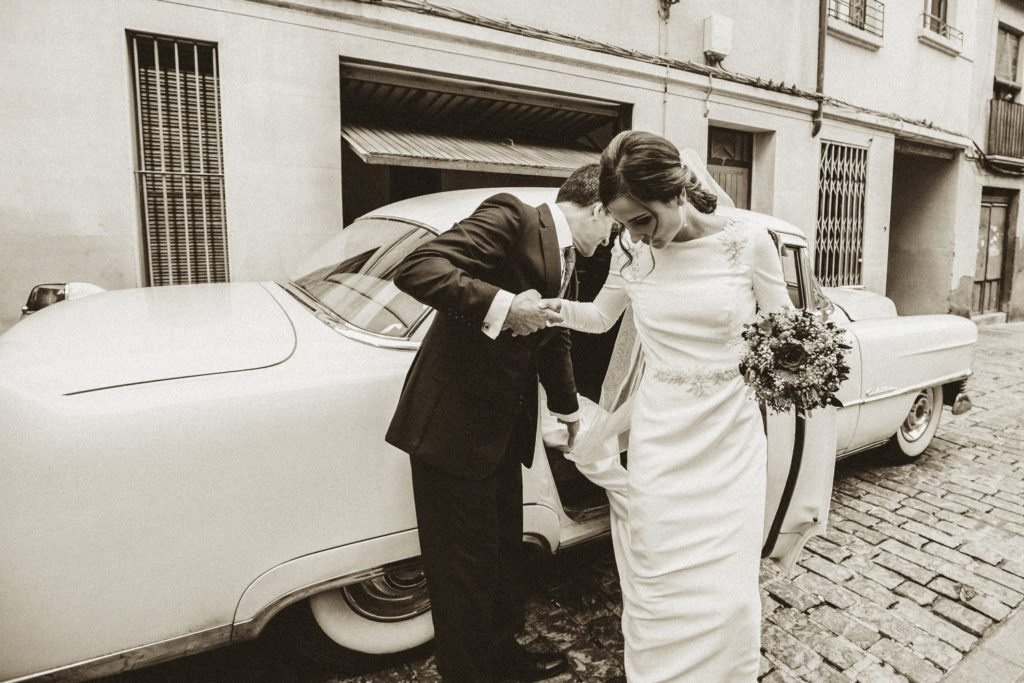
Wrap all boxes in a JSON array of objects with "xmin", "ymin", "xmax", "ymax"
[
  {"xmin": 21, "ymin": 284, "xmax": 66, "ymax": 316},
  {"xmin": 20, "ymin": 282, "xmax": 106, "ymax": 317}
]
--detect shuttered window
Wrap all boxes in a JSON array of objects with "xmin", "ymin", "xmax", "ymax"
[
  {"xmin": 129, "ymin": 33, "xmax": 228, "ymax": 286},
  {"xmin": 996, "ymin": 27, "xmax": 1021, "ymax": 84},
  {"xmin": 815, "ymin": 141, "xmax": 867, "ymax": 287}
]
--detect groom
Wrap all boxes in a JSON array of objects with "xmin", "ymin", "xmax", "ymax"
[{"xmin": 386, "ymin": 164, "xmax": 614, "ymax": 682}]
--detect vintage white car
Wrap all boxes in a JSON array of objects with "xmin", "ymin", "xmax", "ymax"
[{"xmin": 0, "ymin": 188, "xmax": 975, "ymax": 682}]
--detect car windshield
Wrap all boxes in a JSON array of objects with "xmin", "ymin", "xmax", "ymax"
[{"xmin": 291, "ymin": 218, "xmax": 435, "ymax": 338}]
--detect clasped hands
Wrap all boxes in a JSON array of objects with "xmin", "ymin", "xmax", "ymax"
[{"xmin": 502, "ymin": 289, "xmax": 565, "ymax": 336}]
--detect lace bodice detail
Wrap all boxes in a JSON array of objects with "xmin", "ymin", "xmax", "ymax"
[{"xmin": 558, "ymin": 218, "xmax": 790, "ymax": 395}]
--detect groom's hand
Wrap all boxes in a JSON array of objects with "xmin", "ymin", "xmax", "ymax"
[{"xmin": 505, "ymin": 289, "xmax": 560, "ymax": 336}]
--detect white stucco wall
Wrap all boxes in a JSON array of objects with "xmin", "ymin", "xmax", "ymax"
[
  {"xmin": 826, "ymin": 0, "xmax": 976, "ymax": 136},
  {"xmin": 0, "ymin": 2, "xmax": 141, "ymax": 331},
  {"xmin": 0, "ymin": 0, "xmax": 350, "ymax": 331},
  {"xmin": 1, "ymin": 0, "xmax": 1002, "ymax": 332}
]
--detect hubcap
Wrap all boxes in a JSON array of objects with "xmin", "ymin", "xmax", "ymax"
[
  {"xmin": 342, "ymin": 564, "xmax": 431, "ymax": 622},
  {"xmin": 900, "ymin": 390, "xmax": 933, "ymax": 442}
]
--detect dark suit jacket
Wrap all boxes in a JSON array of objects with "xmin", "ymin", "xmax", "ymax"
[{"xmin": 385, "ymin": 193, "xmax": 579, "ymax": 480}]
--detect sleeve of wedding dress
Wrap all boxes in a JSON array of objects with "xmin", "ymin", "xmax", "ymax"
[
  {"xmin": 751, "ymin": 226, "xmax": 793, "ymax": 313},
  {"xmin": 556, "ymin": 248, "xmax": 641, "ymax": 476},
  {"xmin": 555, "ymin": 248, "xmax": 630, "ymax": 333}
]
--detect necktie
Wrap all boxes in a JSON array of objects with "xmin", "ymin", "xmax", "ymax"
[{"xmin": 558, "ymin": 246, "xmax": 576, "ymax": 297}]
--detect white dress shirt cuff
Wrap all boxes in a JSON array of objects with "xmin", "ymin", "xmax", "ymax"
[
  {"xmin": 481, "ymin": 289, "xmax": 515, "ymax": 339},
  {"xmin": 550, "ymin": 409, "xmax": 580, "ymax": 422}
]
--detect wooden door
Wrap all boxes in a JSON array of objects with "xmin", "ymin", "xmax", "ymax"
[
  {"xmin": 708, "ymin": 127, "xmax": 752, "ymax": 210},
  {"xmin": 974, "ymin": 198, "xmax": 1009, "ymax": 314}
]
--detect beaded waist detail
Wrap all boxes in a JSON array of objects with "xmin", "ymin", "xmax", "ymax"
[{"xmin": 648, "ymin": 364, "xmax": 740, "ymax": 396}]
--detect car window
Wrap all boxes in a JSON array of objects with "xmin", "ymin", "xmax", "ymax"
[
  {"xmin": 292, "ymin": 218, "xmax": 435, "ymax": 338},
  {"xmin": 778, "ymin": 244, "xmax": 805, "ymax": 309}
]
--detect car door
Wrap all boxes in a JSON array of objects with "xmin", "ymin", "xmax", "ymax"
[
  {"xmin": 763, "ymin": 407, "xmax": 837, "ymax": 571},
  {"xmin": 760, "ymin": 236, "xmax": 838, "ymax": 571}
]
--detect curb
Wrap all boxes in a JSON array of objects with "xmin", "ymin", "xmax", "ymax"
[{"xmin": 943, "ymin": 605, "xmax": 1024, "ymax": 681}]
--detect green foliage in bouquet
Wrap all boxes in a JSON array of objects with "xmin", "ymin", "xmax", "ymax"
[{"xmin": 739, "ymin": 308, "xmax": 852, "ymax": 416}]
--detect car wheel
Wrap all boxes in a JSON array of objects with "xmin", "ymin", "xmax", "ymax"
[
  {"xmin": 886, "ymin": 385, "xmax": 943, "ymax": 464},
  {"xmin": 307, "ymin": 560, "xmax": 434, "ymax": 656}
]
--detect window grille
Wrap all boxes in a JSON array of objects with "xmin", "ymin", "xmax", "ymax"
[
  {"xmin": 828, "ymin": 0, "xmax": 885, "ymax": 38},
  {"xmin": 922, "ymin": 0, "xmax": 963, "ymax": 48},
  {"xmin": 129, "ymin": 33, "xmax": 227, "ymax": 286},
  {"xmin": 815, "ymin": 141, "xmax": 867, "ymax": 287}
]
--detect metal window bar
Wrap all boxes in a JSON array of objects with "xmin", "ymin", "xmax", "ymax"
[
  {"xmin": 815, "ymin": 141, "xmax": 867, "ymax": 287},
  {"xmin": 129, "ymin": 33, "xmax": 228, "ymax": 287},
  {"xmin": 828, "ymin": 0, "xmax": 885, "ymax": 38},
  {"xmin": 921, "ymin": 12, "xmax": 964, "ymax": 48}
]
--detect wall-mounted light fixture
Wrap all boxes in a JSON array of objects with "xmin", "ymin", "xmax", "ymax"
[{"xmin": 659, "ymin": 0, "xmax": 681, "ymax": 19}]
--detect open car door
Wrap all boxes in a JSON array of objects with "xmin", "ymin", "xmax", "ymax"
[{"xmin": 762, "ymin": 407, "xmax": 837, "ymax": 572}]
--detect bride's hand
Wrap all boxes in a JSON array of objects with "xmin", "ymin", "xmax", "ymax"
[
  {"xmin": 538, "ymin": 299, "xmax": 564, "ymax": 326},
  {"xmin": 557, "ymin": 416, "xmax": 580, "ymax": 452},
  {"xmin": 538, "ymin": 298, "xmax": 562, "ymax": 312}
]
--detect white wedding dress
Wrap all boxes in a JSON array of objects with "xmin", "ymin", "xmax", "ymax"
[{"xmin": 557, "ymin": 218, "xmax": 791, "ymax": 682}]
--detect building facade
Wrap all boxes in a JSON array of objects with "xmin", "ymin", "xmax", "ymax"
[{"xmin": 1, "ymin": 0, "xmax": 1021, "ymax": 333}]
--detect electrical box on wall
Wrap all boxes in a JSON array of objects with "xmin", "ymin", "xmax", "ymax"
[{"xmin": 703, "ymin": 13, "xmax": 733, "ymax": 64}]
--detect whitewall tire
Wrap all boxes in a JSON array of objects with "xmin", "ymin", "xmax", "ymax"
[
  {"xmin": 886, "ymin": 385, "xmax": 943, "ymax": 463},
  {"xmin": 307, "ymin": 562, "xmax": 434, "ymax": 655}
]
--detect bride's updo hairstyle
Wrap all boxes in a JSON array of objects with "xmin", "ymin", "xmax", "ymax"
[{"xmin": 598, "ymin": 130, "xmax": 718, "ymax": 215}]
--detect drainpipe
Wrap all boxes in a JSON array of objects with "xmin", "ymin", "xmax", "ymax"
[
  {"xmin": 659, "ymin": 1, "xmax": 671, "ymax": 135},
  {"xmin": 812, "ymin": 0, "xmax": 827, "ymax": 137}
]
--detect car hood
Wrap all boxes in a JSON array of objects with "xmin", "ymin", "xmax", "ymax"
[
  {"xmin": 0, "ymin": 282, "xmax": 295, "ymax": 395},
  {"xmin": 823, "ymin": 286, "xmax": 898, "ymax": 320}
]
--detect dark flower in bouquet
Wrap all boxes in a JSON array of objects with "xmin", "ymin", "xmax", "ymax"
[{"xmin": 738, "ymin": 308, "xmax": 851, "ymax": 416}]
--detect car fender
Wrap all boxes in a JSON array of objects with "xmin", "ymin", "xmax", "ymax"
[
  {"xmin": 232, "ymin": 529, "xmax": 422, "ymax": 639},
  {"xmin": 845, "ymin": 314, "xmax": 976, "ymax": 447},
  {"xmin": 823, "ymin": 286, "xmax": 898, "ymax": 320}
]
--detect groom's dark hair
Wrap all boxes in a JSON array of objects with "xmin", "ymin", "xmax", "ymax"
[{"xmin": 556, "ymin": 163, "xmax": 601, "ymax": 206}]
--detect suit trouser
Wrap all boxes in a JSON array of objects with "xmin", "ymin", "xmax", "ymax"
[{"xmin": 410, "ymin": 436, "xmax": 526, "ymax": 682}]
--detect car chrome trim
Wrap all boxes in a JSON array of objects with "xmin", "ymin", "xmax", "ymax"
[
  {"xmin": 835, "ymin": 439, "xmax": 891, "ymax": 460},
  {"xmin": 232, "ymin": 563, "xmax": 407, "ymax": 640},
  {"xmin": 838, "ymin": 372, "xmax": 972, "ymax": 408},
  {"xmin": 5, "ymin": 625, "xmax": 232, "ymax": 682},
  {"xmin": 340, "ymin": 559, "xmax": 431, "ymax": 622},
  {"xmin": 61, "ymin": 284, "xmax": 299, "ymax": 396},
  {"xmin": 276, "ymin": 281, "xmax": 423, "ymax": 350},
  {"xmin": 360, "ymin": 214, "xmax": 442, "ymax": 236}
]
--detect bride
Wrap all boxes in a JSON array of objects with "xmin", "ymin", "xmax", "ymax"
[{"xmin": 542, "ymin": 130, "xmax": 792, "ymax": 681}]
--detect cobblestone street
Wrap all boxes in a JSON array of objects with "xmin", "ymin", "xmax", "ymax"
[{"xmin": 104, "ymin": 322, "xmax": 1024, "ymax": 683}]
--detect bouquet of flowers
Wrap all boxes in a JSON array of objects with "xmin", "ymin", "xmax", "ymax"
[{"xmin": 739, "ymin": 308, "xmax": 851, "ymax": 416}]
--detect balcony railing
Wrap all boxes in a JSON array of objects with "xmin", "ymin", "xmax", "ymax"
[
  {"xmin": 988, "ymin": 99, "xmax": 1024, "ymax": 159},
  {"xmin": 828, "ymin": 0, "xmax": 885, "ymax": 38},
  {"xmin": 921, "ymin": 12, "xmax": 963, "ymax": 48}
]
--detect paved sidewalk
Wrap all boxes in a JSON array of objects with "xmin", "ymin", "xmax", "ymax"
[
  {"xmin": 939, "ymin": 322, "xmax": 1024, "ymax": 683},
  {"xmin": 755, "ymin": 321, "xmax": 1024, "ymax": 681},
  {"xmin": 944, "ymin": 606, "xmax": 1024, "ymax": 682},
  {"xmin": 753, "ymin": 321, "xmax": 1024, "ymax": 683}
]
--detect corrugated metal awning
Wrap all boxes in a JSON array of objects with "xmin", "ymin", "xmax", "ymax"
[{"xmin": 342, "ymin": 124, "xmax": 600, "ymax": 177}]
